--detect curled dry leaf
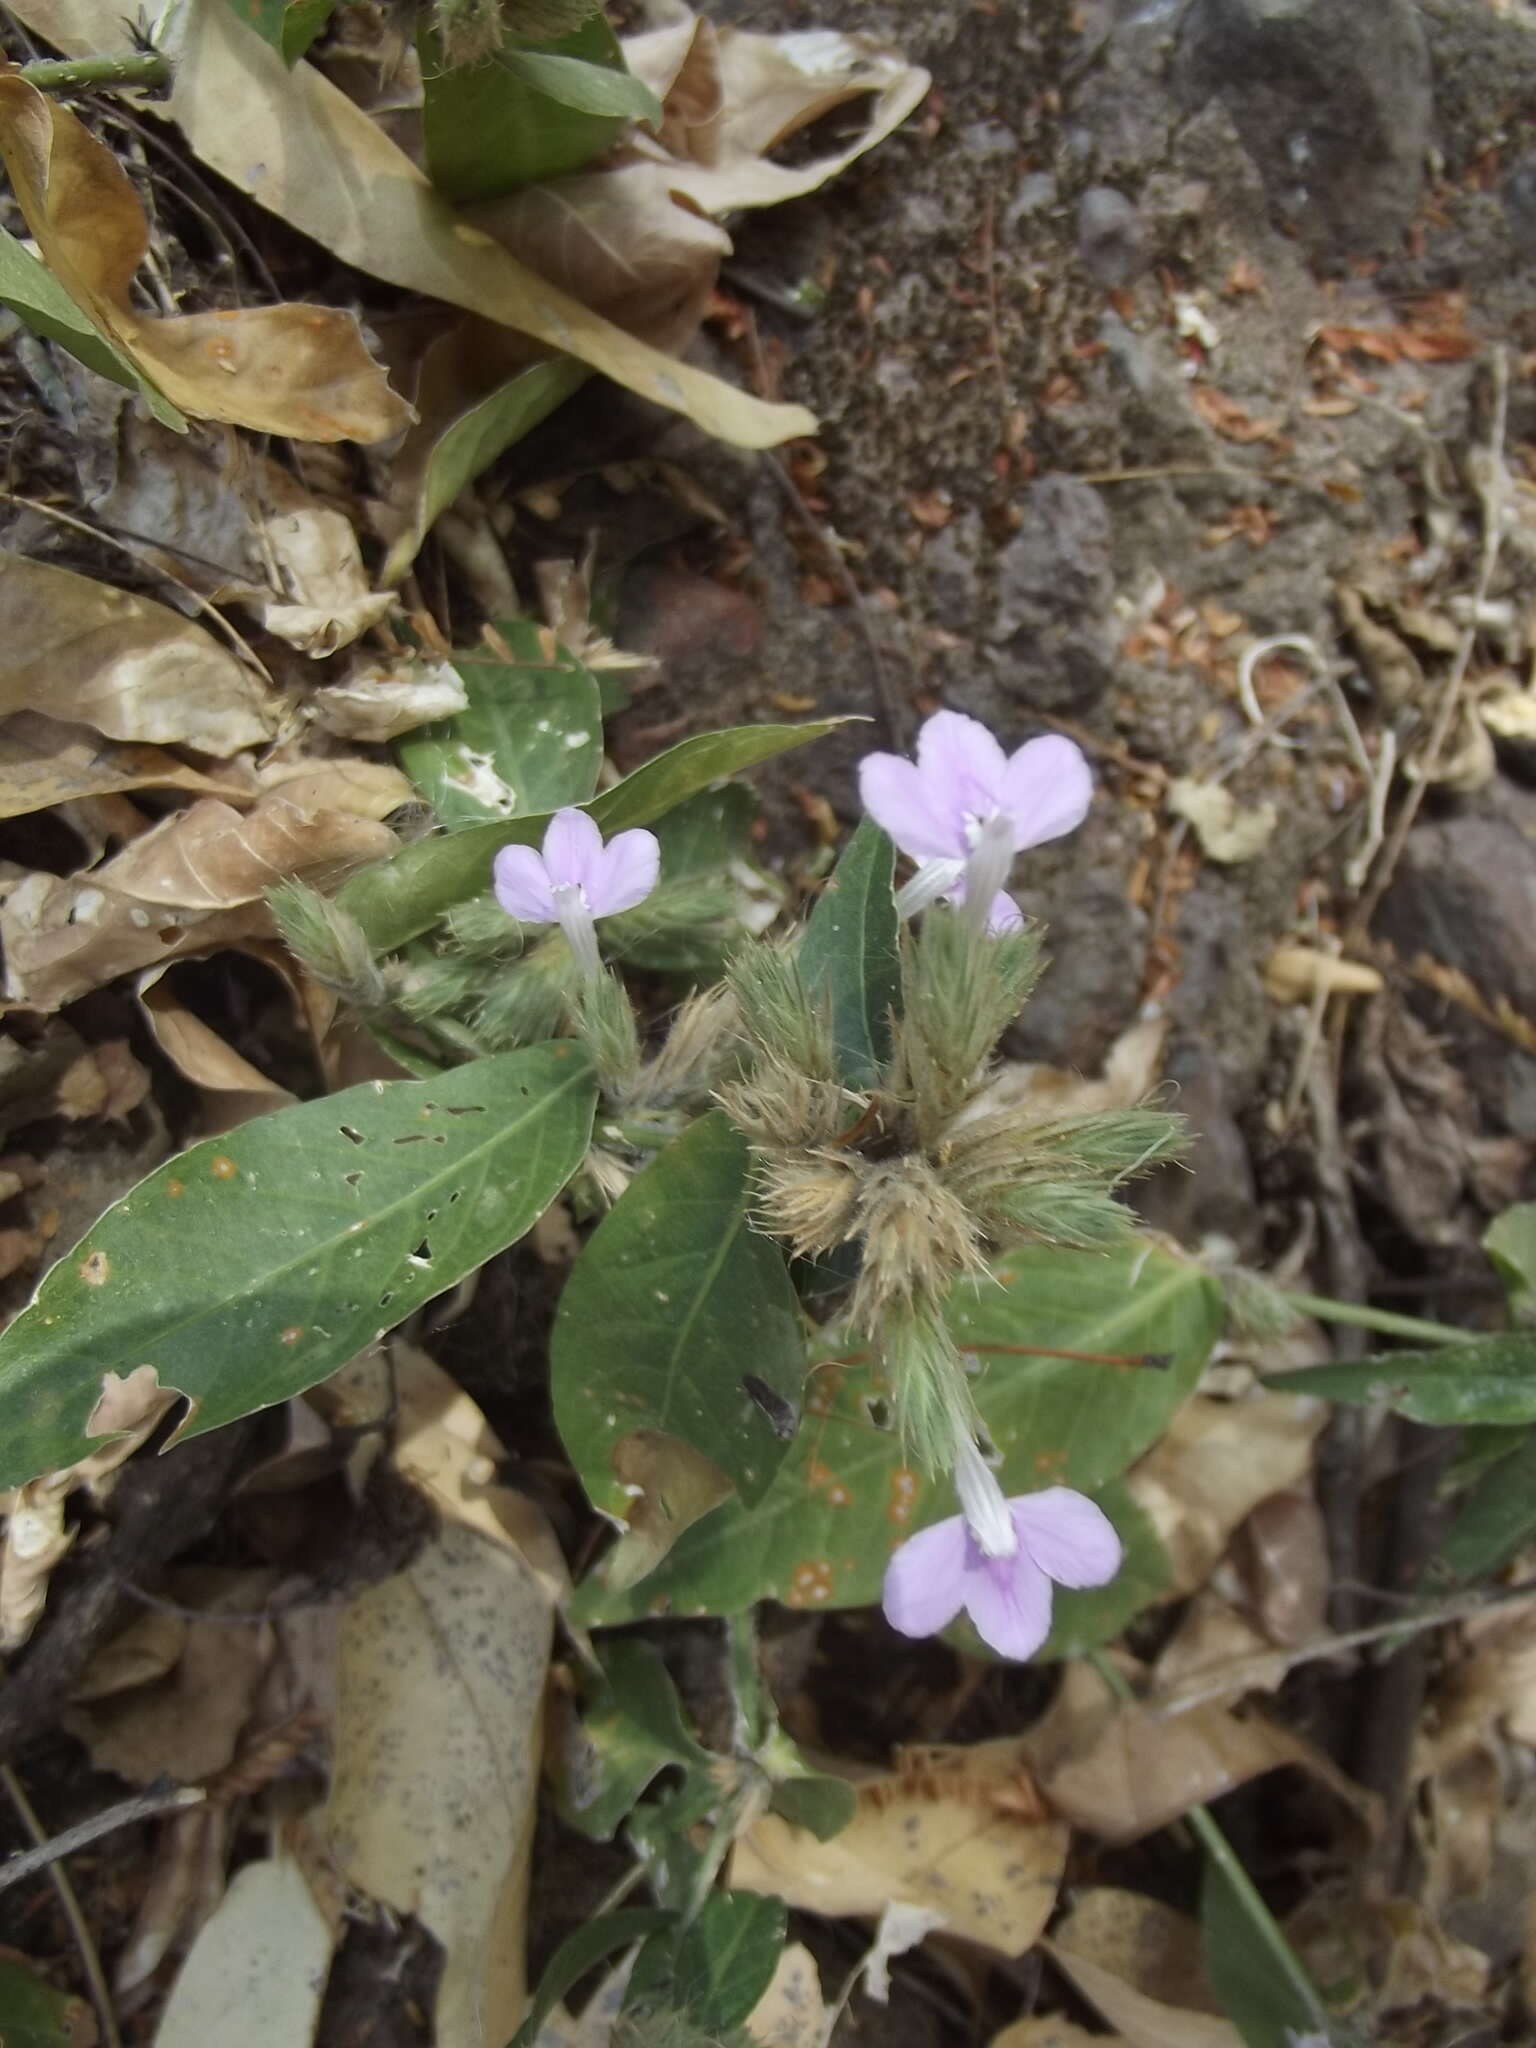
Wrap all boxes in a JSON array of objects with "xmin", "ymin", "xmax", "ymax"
[
  {"xmin": 309, "ymin": 660, "xmax": 469, "ymax": 743},
  {"xmin": 0, "ymin": 712, "xmax": 252, "ymax": 822},
  {"xmin": 3, "ymin": 0, "xmax": 816, "ymax": 449},
  {"xmin": 1125, "ymin": 1390, "xmax": 1327, "ymax": 1602},
  {"xmin": 1044, "ymin": 1888, "xmax": 1241, "ymax": 2048},
  {"xmin": 138, "ymin": 969, "xmax": 297, "ymax": 1132},
  {"xmin": 1264, "ymin": 944, "xmax": 1384, "ymax": 1004},
  {"xmin": 152, "ymin": 1850, "xmax": 334, "ymax": 2048},
  {"xmin": 1024, "ymin": 1658, "xmax": 1374, "ymax": 1845},
  {"xmin": 0, "ymin": 553, "xmax": 280, "ymax": 754},
  {"xmin": 1168, "ymin": 777, "xmax": 1278, "ymax": 864},
  {"xmin": 729, "ymin": 1737, "xmax": 1069, "ymax": 1957},
  {"xmin": 0, "ymin": 75, "xmax": 411, "ymax": 443}
]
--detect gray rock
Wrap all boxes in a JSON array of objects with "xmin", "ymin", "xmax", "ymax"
[
  {"xmin": 1077, "ymin": 185, "xmax": 1151, "ymax": 286},
  {"xmin": 987, "ymin": 476, "xmax": 1116, "ymax": 713},
  {"xmin": 1503, "ymin": 159, "xmax": 1536, "ymax": 262},
  {"xmin": 1178, "ymin": 0, "xmax": 1433, "ymax": 259}
]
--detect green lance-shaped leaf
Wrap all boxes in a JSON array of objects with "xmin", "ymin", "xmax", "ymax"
[
  {"xmin": 422, "ymin": 14, "xmax": 655, "ymax": 203},
  {"xmin": 798, "ymin": 818, "xmax": 900, "ymax": 1089},
  {"xmin": 1437, "ymin": 1426, "xmax": 1536, "ymax": 1583},
  {"xmin": 0, "ymin": 1044, "xmax": 596, "ymax": 1491},
  {"xmin": 552, "ymin": 1111, "xmax": 805, "ymax": 1517},
  {"xmin": 1270, "ymin": 1330, "xmax": 1536, "ymax": 1425},
  {"xmin": 1200, "ymin": 1850, "xmax": 1339, "ymax": 2048},
  {"xmin": 398, "ymin": 619, "xmax": 602, "ymax": 828},
  {"xmin": 340, "ymin": 718, "xmax": 852, "ymax": 953},
  {"xmin": 575, "ymin": 1237, "xmax": 1220, "ymax": 1626}
]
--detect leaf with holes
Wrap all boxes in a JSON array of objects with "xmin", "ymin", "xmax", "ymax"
[
  {"xmin": 573, "ymin": 1238, "xmax": 1220, "ymax": 1625},
  {"xmin": 398, "ymin": 619, "xmax": 602, "ymax": 828},
  {"xmin": 0, "ymin": 1044, "xmax": 596, "ymax": 1490},
  {"xmin": 551, "ymin": 1111, "xmax": 805, "ymax": 1519},
  {"xmin": 799, "ymin": 818, "xmax": 899, "ymax": 1089},
  {"xmin": 338, "ymin": 718, "xmax": 850, "ymax": 952}
]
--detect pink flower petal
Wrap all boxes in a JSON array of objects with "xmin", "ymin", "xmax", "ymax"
[
  {"xmin": 591, "ymin": 827, "xmax": 661, "ymax": 918},
  {"xmin": 1000, "ymin": 735, "xmax": 1093, "ymax": 851},
  {"xmin": 984, "ymin": 891, "xmax": 1025, "ymax": 936},
  {"xmin": 916, "ymin": 710, "xmax": 1008, "ymax": 828},
  {"xmin": 541, "ymin": 807, "xmax": 606, "ymax": 895},
  {"xmin": 881, "ymin": 1515, "xmax": 971, "ymax": 1639},
  {"xmin": 492, "ymin": 843, "xmax": 556, "ymax": 923},
  {"xmin": 1009, "ymin": 1488, "xmax": 1122, "ymax": 1589},
  {"xmin": 859, "ymin": 753, "xmax": 965, "ymax": 863},
  {"xmin": 962, "ymin": 1547, "xmax": 1054, "ymax": 1660}
]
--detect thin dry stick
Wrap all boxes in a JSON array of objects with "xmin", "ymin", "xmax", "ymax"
[
  {"xmin": 0, "ymin": 1782, "xmax": 205, "ymax": 1894},
  {"xmin": 1, "ymin": 1765, "xmax": 122, "ymax": 2048},
  {"xmin": 1349, "ymin": 346, "xmax": 1510, "ymax": 940}
]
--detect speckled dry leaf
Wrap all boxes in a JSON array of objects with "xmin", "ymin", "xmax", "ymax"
[
  {"xmin": 746, "ymin": 1942, "xmax": 829, "ymax": 2047},
  {"xmin": 0, "ymin": 75, "xmax": 410, "ymax": 442},
  {"xmin": 0, "ymin": 554, "xmax": 280, "ymax": 754},
  {"xmin": 66, "ymin": 1568, "xmax": 278, "ymax": 1784},
  {"xmin": 153, "ymin": 1851, "xmax": 334, "ymax": 2048},
  {"xmin": 0, "ymin": 870, "xmax": 269, "ymax": 1011},
  {"xmin": 1126, "ymin": 1392, "xmax": 1327, "ymax": 1600},
  {"xmin": 1045, "ymin": 1889, "xmax": 1240, "ymax": 2048},
  {"xmin": 0, "ymin": 713, "xmax": 252, "ymax": 821},
  {"xmin": 309, "ymin": 661, "xmax": 468, "ymax": 742},
  {"xmin": 0, "ymin": 0, "xmax": 816, "ymax": 450},
  {"xmin": 313, "ymin": 1514, "xmax": 554, "ymax": 2047},
  {"xmin": 1028, "ymin": 1663, "xmax": 1373, "ymax": 1844},
  {"xmin": 992, "ymin": 2019, "xmax": 1127, "ymax": 2047},
  {"xmin": 729, "ymin": 1737, "xmax": 1067, "ymax": 1956}
]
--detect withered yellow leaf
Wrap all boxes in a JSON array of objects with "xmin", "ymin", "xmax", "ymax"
[{"xmin": 0, "ymin": 73, "xmax": 411, "ymax": 443}]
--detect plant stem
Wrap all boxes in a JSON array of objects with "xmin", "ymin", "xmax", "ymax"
[
  {"xmin": 1086, "ymin": 1653, "xmax": 1328, "ymax": 2032},
  {"xmin": 1281, "ymin": 1289, "xmax": 1467, "ymax": 1348},
  {"xmin": 19, "ymin": 51, "xmax": 170, "ymax": 93}
]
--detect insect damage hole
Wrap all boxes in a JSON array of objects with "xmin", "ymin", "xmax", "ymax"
[{"xmin": 339, "ymin": 1125, "xmax": 366, "ymax": 1146}]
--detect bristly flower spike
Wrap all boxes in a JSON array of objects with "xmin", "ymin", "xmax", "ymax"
[
  {"xmin": 859, "ymin": 709, "xmax": 1092, "ymax": 933},
  {"xmin": 492, "ymin": 809, "xmax": 660, "ymax": 982},
  {"xmin": 881, "ymin": 1428, "xmax": 1121, "ymax": 1660}
]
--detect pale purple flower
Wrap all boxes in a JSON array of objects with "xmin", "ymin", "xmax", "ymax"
[
  {"xmin": 492, "ymin": 807, "xmax": 659, "ymax": 980},
  {"xmin": 882, "ymin": 1436, "xmax": 1121, "ymax": 1661},
  {"xmin": 858, "ymin": 710, "xmax": 1091, "ymax": 933}
]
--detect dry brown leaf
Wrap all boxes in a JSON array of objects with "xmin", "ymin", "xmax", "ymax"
[
  {"xmin": 0, "ymin": 553, "xmax": 280, "ymax": 753},
  {"xmin": 3, "ymin": 0, "xmax": 816, "ymax": 450},
  {"xmin": 1026, "ymin": 1658, "xmax": 1373, "ymax": 1844},
  {"xmin": 598, "ymin": 1429, "xmax": 734, "ymax": 1592},
  {"xmin": 66, "ymin": 1568, "xmax": 278, "ymax": 1783},
  {"xmin": 309, "ymin": 660, "xmax": 468, "ymax": 742},
  {"xmin": 730, "ymin": 1737, "xmax": 1068, "ymax": 1956},
  {"xmin": 1151, "ymin": 1593, "xmax": 1290, "ymax": 1709},
  {"xmin": 307, "ymin": 1345, "xmax": 561, "ymax": 2045},
  {"xmin": 153, "ymin": 1848, "xmax": 334, "ymax": 2048},
  {"xmin": 1126, "ymin": 1391, "xmax": 1327, "ymax": 1601},
  {"xmin": 0, "ymin": 73, "xmax": 410, "ymax": 442},
  {"xmin": 73, "ymin": 1606, "xmax": 188, "ymax": 1702},
  {"xmin": 0, "ymin": 712, "xmax": 253, "ymax": 821},
  {"xmin": 102, "ymin": 792, "xmax": 396, "ymax": 910},
  {"xmin": 0, "ymin": 873, "xmax": 268, "ymax": 1012},
  {"xmin": 137, "ymin": 970, "xmax": 296, "ymax": 1130},
  {"xmin": 993, "ymin": 2022, "xmax": 1123, "ymax": 2047},
  {"xmin": 1190, "ymin": 384, "xmax": 1283, "ymax": 444},
  {"xmin": 746, "ymin": 1942, "xmax": 830, "ymax": 2047},
  {"xmin": 1044, "ymin": 1889, "xmax": 1240, "ymax": 2048},
  {"xmin": 1264, "ymin": 944, "xmax": 1384, "ymax": 1003},
  {"xmin": 1168, "ymin": 777, "xmax": 1278, "ymax": 864},
  {"xmin": 256, "ymin": 755, "xmax": 413, "ymax": 821},
  {"xmin": 115, "ymin": 1802, "xmax": 227, "ymax": 1998}
]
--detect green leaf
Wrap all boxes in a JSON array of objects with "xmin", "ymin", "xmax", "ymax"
[
  {"xmin": 0, "ymin": 225, "xmax": 185, "ymax": 429},
  {"xmin": 340, "ymin": 719, "xmax": 850, "ymax": 953},
  {"xmin": 1271, "ymin": 1331, "xmax": 1536, "ymax": 1425},
  {"xmin": 1438, "ymin": 1427, "xmax": 1536, "ymax": 1582},
  {"xmin": 398, "ymin": 619, "xmax": 602, "ymax": 828},
  {"xmin": 1486, "ymin": 1202, "xmax": 1536, "ymax": 1324},
  {"xmin": 575, "ymin": 1237, "xmax": 1221, "ymax": 1624},
  {"xmin": 0, "ymin": 1044, "xmax": 596, "ymax": 1491},
  {"xmin": 422, "ymin": 15, "xmax": 634, "ymax": 203},
  {"xmin": 500, "ymin": 47, "xmax": 662, "ymax": 119},
  {"xmin": 614, "ymin": 785, "xmax": 782, "ymax": 978},
  {"xmin": 557, "ymin": 1636, "xmax": 711, "ymax": 1841},
  {"xmin": 383, "ymin": 357, "xmax": 588, "ymax": 585},
  {"xmin": 225, "ymin": 0, "xmax": 332, "ymax": 63},
  {"xmin": 508, "ymin": 1907, "xmax": 677, "ymax": 2048},
  {"xmin": 552, "ymin": 1112, "xmax": 804, "ymax": 1516},
  {"xmin": 0, "ymin": 1954, "xmax": 95, "ymax": 2047},
  {"xmin": 1201, "ymin": 1854, "xmax": 1333, "ymax": 2048},
  {"xmin": 627, "ymin": 1892, "xmax": 786, "ymax": 2034},
  {"xmin": 798, "ymin": 819, "xmax": 900, "ymax": 1090}
]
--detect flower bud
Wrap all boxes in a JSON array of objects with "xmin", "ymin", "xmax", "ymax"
[
  {"xmin": 268, "ymin": 879, "xmax": 388, "ymax": 1014},
  {"xmin": 848, "ymin": 1158, "xmax": 984, "ymax": 1331},
  {"xmin": 755, "ymin": 1154, "xmax": 863, "ymax": 1258}
]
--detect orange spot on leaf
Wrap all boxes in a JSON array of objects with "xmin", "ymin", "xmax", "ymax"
[{"xmin": 210, "ymin": 1155, "xmax": 238, "ymax": 1181}]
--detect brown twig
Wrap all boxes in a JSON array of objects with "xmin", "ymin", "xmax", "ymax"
[{"xmin": 0, "ymin": 1780, "xmax": 204, "ymax": 1894}]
